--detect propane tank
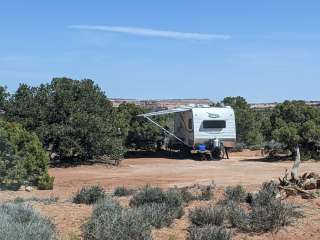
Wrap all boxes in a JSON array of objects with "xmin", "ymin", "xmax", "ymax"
[{"xmin": 213, "ymin": 138, "xmax": 220, "ymax": 148}]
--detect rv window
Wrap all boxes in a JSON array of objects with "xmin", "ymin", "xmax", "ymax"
[
  {"xmin": 188, "ymin": 118, "xmax": 193, "ymax": 129},
  {"xmin": 202, "ymin": 120, "xmax": 226, "ymax": 129}
]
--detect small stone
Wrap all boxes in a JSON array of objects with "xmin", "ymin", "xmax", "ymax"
[{"xmin": 25, "ymin": 186, "xmax": 33, "ymax": 192}]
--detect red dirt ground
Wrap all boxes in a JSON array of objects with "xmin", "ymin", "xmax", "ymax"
[{"xmin": 0, "ymin": 150, "xmax": 319, "ymax": 239}]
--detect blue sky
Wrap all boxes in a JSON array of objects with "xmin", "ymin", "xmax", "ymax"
[{"xmin": 1, "ymin": 1, "xmax": 319, "ymax": 102}]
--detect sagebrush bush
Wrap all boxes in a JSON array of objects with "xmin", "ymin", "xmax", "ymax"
[
  {"xmin": 178, "ymin": 187, "xmax": 194, "ymax": 203},
  {"xmin": 226, "ymin": 182, "xmax": 301, "ymax": 232},
  {"xmin": 113, "ymin": 186, "xmax": 135, "ymax": 196},
  {"xmin": 249, "ymin": 198, "xmax": 301, "ymax": 232},
  {"xmin": 164, "ymin": 188, "xmax": 184, "ymax": 210},
  {"xmin": 226, "ymin": 202, "xmax": 250, "ymax": 230},
  {"xmin": 251, "ymin": 181, "xmax": 278, "ymax": 207},
  {"xmin": 187, "ymin": 225, "xmax": 231, "ymax": 240},
  {"xmin": 73, "ymin": 185, "xmax": 106, "ymax": 205},
  {"xmin": 136, "ymin": 202, "xmax": 181, "ymax": 228},
  {"xmin": 128, "ymin": 186, "xmax": 184, "ymax": 229},
  {"xmin": 0, "ymin": 203, "xmax": 56, "ymax": 240},
  {"xmin": 224, "ymin": 185, "xmax": 246, "ymax": 203},
  {"xmin": 129, "ymin": 185, "xmax": 166, "ymax": 207},
  {"xmin": 189, "ymin": 206, "xmax": 225, "ymax": 227},
  {"xmin": 82, "ymin": 199, "xmax": 152, "ymax": 240},
  {"xmin": 130, "ymin": 186, "xmax": 184, "ymax": 213}
]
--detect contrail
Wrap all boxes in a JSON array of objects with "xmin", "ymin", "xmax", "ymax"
[{"xmin": 68, "ymin": 25, "xmax": 231, "ymax": 40}]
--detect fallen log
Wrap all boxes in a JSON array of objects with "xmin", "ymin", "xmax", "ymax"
[{"xmin": 279, "ymin": 185, "xmax": 316, "ymax": 199}]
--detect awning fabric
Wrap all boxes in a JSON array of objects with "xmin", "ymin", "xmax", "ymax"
[{"xmin": 137, "ymin": 107, "xmax": 191, "ymax": 117}]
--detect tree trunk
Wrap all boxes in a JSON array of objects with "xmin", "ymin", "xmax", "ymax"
[{"xmin": 291, "ymin": 146, "xmax": 301, "ymax": 181}]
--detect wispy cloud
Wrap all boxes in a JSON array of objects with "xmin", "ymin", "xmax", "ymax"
[{"xmin": 68, "ymin": 25, "xmax": 231, "ymax": 40}]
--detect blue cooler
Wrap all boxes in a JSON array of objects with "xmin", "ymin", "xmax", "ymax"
[{"xmin": 198, "ymin": 144, "xmax": 206, "ymax": 151}]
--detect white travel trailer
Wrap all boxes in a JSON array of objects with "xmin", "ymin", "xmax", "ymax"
[{"xmin": 138, "ymin": 105, "xmax": 236, "ymax": 158}]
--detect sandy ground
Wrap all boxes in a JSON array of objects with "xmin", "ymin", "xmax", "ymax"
[{"xmin": 0, "ymin": 150, "xmax": 319, "ymax": 239}]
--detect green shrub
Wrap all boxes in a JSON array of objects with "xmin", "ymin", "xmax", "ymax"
[
  {"xmin": 82, "ymin": 199, "xmax": 152, "ymax": 240},
  {"xmin": 224, "ymin": 185, "xmax": 246, "ymax": 203},
  {"xmin": 187, "ymin": 225, "xmax": 231, "ymax": 240},
  {"xmin": 113, "ymin": 186, "xmax": 135, "ymax": 196},
  {"xmin": 37, "ymin": 174, "xmax": 55, "ymax": 190},
  {"xmin": 189, "ymin": 206, "xmax": 225, "ymax": 227},
  {"xmin": 129, "ymin": 185, "xmax": 166, "ymax": 207},
  {"xmin": 0, "ymin": 203, "xmax": 56, "ymax": 240},
  {"xmin": 73, "ymin": 185, "xmax": 106, "ymax": 205},
  {"xmin": 0, "ymin": 120, "xmax": 51, "ymax": 188}
]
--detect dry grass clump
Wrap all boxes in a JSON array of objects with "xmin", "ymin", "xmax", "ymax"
[
  {"xmin": 178, "ymin": 181, "xmax": 216, "ymax": 201},
  {"xmin": 113, "ymin": 186, "xmax": 135, "ymax": 196},
  {"xmin": 12, "ymin": 196, "xmax": 59, "ymax": 205},
  {"xmin": 224, "ymin": 185, "xmax": 247, "ymax": 203},
  {"xmin": 129, "ymin": 185, "xmax": 166, "ymax": 207}
]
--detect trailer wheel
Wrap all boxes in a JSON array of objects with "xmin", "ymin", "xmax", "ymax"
[
  {"xmin": 211, "ymin": 147, "xmax": 222, "ymax": 160},
  {"xmin": 180, "ymin": 145, "xmax": 191, "ymax": 158}
]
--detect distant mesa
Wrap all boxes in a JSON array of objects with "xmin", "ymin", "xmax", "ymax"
[
  {"xmin": 250, "ymin": 101, "xmax": 320, "ymax": 110},
  {"xmin": 110, "ymin": 98, "xmax": 320, "ymax": 111}
]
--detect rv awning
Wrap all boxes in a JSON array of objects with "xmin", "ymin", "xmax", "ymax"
[{"xmin": 137, "ymin": 107, "xmax": 191, "ymax": 117}]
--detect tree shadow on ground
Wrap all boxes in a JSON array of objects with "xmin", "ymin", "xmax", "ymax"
[
  {"xmin": 125, "ymin": 150, "xmax": 225, "ymax": 161},
  {"xmin": 125, "ymin": 150, "xmax": 191, "ymax": 160},
  {"xmin": 239, "ymin": 155, "xmax": 292, "ymax": 163},
  {"xmin": 50, "ymin": 158, "xmax": 119, "ymax": 168}
]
